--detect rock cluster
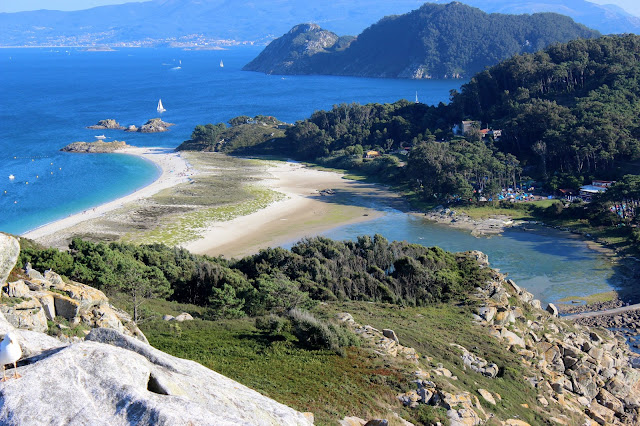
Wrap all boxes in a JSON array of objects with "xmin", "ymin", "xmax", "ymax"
[
  {"xmin": 3, "ymin": 262, "xmax": 146, "ymax": 343},
  {"xmin": 337, "ymin": 312, "xmax": 418, "ymax": 361},
  {"xmin": 60, "ymin": 140, "xmax": 130, "ymax": 153},
  {"xmin": 162, "ymin": 312, "xmax": 194, "ymax": 322},
  {"xmin": 87, "ymin": 119, "xmax": 125, "ymax": 130},
  {"xmin": 424, "ymin": 206, "xmax": 514, "ymax": 236},
  {"xmin": 0, "ymin": 234, "xmax": 145, "ymax": 342},
  {"xmin": 130, "ymin": 118, "xmax": 174, "ymax": 133},
  {"xmin": 472, "ymin": 267, "xmax": 640, "ymax": 425}
]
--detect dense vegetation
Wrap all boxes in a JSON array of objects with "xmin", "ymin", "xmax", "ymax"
[
  {"xmin": 18, "ymin": 235, "xmax": 491, "ymax": 321},
  {"xmin": 176, "ymin": 115, "xmax": 287, "ymax": 153},
  {"xmin": 244, "ymin": 2, "xmax": 599, "ymax": 79},
  {"xmin": 452, "ymin": 34, "xmax": 640, "ymax": 183}
]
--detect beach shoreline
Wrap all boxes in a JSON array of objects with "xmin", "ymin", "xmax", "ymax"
[
  {"xmin": 21, "ymin": 150, "xmax": 405, "ymax": 258},
  {"xmin": 22, "ymin": 147, "xmax": 193, "ymax": 240}
]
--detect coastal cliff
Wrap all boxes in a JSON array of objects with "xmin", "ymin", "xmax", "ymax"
[{"xmin": 243, "ymin": 2, "xmax": 599, "ymax": 79}]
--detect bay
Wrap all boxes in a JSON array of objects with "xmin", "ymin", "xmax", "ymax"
[{"xmin": 0, "ymin": 46, "xmax": 455, "ymax": 234}]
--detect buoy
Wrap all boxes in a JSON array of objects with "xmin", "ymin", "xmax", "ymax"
[
  {"xmin": 25, "ymin": 182, "xmax": 28, "ymax": 185},
  {"xmin": 36, "ymin": 175, "xmax": 39, "ymax": 178}
]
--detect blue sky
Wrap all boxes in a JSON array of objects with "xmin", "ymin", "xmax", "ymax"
[{"xmin": 1, "ymin": 0, "xmax": 639, "ymax": 16}]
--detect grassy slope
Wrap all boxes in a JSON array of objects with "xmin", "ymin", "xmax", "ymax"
[{"xmin": 140, "ymin": 298, "xmax": 564, "ymax": 425}]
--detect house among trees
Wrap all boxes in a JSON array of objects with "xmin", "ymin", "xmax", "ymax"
[
  {"xmin": 453, "ymin": 120, "xmax": 481, "ymax": 136},
  {"xmin": 488, "ymin": 129, "xmax": 502, "ymax": 140},
  {"xmin": 580, "ymin": 180, "xmax": 615, "ymax": 201},
  {"xmin": 365, "ymin": 150, "xmax": 381, "ymax": 159}
]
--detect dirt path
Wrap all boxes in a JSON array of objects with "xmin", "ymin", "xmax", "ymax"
[{"xmin": 563, "ymin": 303, "xmax": 640, "ymax": 320}]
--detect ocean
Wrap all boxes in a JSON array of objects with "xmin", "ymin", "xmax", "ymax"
[{"xmin": 0, "ymin": 46, "xmax": 458, "ymax": 235}]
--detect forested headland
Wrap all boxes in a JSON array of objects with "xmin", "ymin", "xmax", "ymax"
[{"xmin": 243, "ymin": 2, "xmax": 599, "ymax": 79}]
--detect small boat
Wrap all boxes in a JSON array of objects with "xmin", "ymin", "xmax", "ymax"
[
  {"xmin": 8, "ymin": 174, "xmax": 15, "ymax": 180},
  {"xmin": 220, "ymin": 60, "xmax": 224, "ymax": 68},
  {"xmin": 415, "ymin": 91, "xmax": 419, "ymax": 103},
  {"xmin": 94, "ymin": 134, "xmax": 106, "ymax": 139},
  {"xmin": 157, "ymin": 98, "xmax": 166, "ymax": 113}
]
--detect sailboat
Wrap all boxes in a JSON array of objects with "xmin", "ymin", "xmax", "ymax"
[
  {"xmin": 415, "ymin": 92, "xmax": 420, "ymax": 103},
  {"xmin": 157, "ymin": 99, "xmax": 166, "ymax": 113},
  {"xmin": 220, "ymin": 60, "xmax": 224, "ymax": 68}
]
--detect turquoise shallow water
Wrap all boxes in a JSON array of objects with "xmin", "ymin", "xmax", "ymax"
[{"xmin": 0, "ymin": 47, "xmax": 457, "ymax": 234}]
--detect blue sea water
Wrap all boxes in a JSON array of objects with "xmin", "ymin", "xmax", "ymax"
[{"xmin": 0, "ymin": 47, "xmax": 457, "ymax": 234}]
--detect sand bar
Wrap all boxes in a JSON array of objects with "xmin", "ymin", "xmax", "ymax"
[
  {"xmin": 183, "ymin": 161, "xmax": 404, "ymax": 258},
  {"xmin": 22, "ymin": 148, "xmax": 407, "ymax": 257},
  {"xmin": 22, "ymin": 147, "xmax": 193, "ymax": 240}
]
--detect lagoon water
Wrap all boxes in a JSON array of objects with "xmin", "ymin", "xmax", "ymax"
[{"xmin": 0, "ymin": 47, "xmax": 622, "ymax": 304}]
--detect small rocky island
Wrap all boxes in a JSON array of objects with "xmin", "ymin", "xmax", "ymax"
[
  {"xmin": 87, "ymin": 118, "xmax": 174, "ymax": 134},
  {"xmin": 128, "ymin": 118, "xmax": 174, "ymax": 133},
  {"xmin": 87, "ymin": 119, "xmax": 125, "ymax": 130},
  {"xmin": 60, "ymin": 140, "xmax": 130, "ymax": 153}
]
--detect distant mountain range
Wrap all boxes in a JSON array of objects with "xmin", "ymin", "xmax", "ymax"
[
  {"xmin": 0, "ymin": 0, "xmax": 637, "ymax": 47},
  {"xmin": 438, "ymin": 0, "xmax": 640, "ymax": 35},
  {"xmin": 0, "ymin": 0, "xmax": 427, "ymax": 47},
  {"xmin": 243, "ymin": 3, "xmax": 599, "ymax": 79}
]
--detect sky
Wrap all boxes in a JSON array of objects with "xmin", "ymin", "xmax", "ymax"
[{"xmin": 1, "ymin": 0, "xmax": 639, "ymax": 16}]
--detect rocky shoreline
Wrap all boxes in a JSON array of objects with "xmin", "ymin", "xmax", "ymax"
[
  {"xmin": 60, "ymin": 140, "xmax": 131, "ymax": 153},
  {"xmin": 422, "ymin": 206, "xmax": 514, "ymax": 236}
]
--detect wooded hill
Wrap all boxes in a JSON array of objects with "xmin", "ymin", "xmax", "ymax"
[
  {"xmin": 243, "ymin": 2, "xmax": 599, "ymax": 79},
  {"xmin": 186, "ymin": 34, "xmax": 640, "ymax": 214}
]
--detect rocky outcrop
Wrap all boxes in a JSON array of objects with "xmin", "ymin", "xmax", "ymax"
[
  {"xmin": 337, "ymin": 313, "xmax": 418, "ymax": 361},
  {"xmin": 0, "ymin": 325, "xmax": 313, "ymax": 425},
  {"xmin": 471, "ymin": 262, "xmax": 640, "ymax": 425},
  {"xmin": 60, "ymin": 140, "xmax": 130, "ymax": 153},
  {"xmin": 87, "ymin": 119, "xmax": 125, "ymax": 130},
  {"xmin": 423, "ymin": 206, "xmax": 514, "ymax": 236},
  {"xmin": 0, "ymin": 233, "xmax": 20, "ymax": 285},
  {"xmin": 2, "ymin": 249, "xmax": 146, "ymax": 342},
  {"xmin": 131, "ymin": 118, "xmax": 174, "ymax": 133}
]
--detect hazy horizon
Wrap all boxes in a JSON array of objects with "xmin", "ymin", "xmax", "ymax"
[{"xmin": 2, "ymin": 0, "xmax": 640, "ymax": 17}]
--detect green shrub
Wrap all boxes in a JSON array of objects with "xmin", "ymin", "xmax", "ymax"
[
  {"xmin": 288, "ymin": 309, "xmax": 340, "ymax": 351},
  {"xmin": 255, "ymin": 314, "xmax": 291, "ymax": 334}
]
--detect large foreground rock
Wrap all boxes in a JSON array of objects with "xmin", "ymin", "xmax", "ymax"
[
  {"xmin": 0, "ymin": 233, "xmax": 20, "ymax": 284},
  {"xmin": 0, "ymin": 328, "xmax": 312, "ymax": 425}
]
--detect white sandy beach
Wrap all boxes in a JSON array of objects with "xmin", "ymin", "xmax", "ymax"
[
  {"xmin": 183, "ymin": 162, "xmax": 385, "ymax": 258},
  {"xmin": 22, "ymin": 147, "xmax": 193, "ymax": 240},
  {"xmin": 22, "ymin": 148, "xmax": 404, "ymax": 257}
]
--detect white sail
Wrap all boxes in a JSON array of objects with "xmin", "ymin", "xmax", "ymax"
[
  {"xmin": 415, "ymin": 92, "xmax": 419, "ymax": 103},
  {"xmin": 220, "ymin": 60, "xmax": 224, "ymax": 68},
  {"xmin": 157, "ymin": 99, "xmax": 166, "ymax": 113}
]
